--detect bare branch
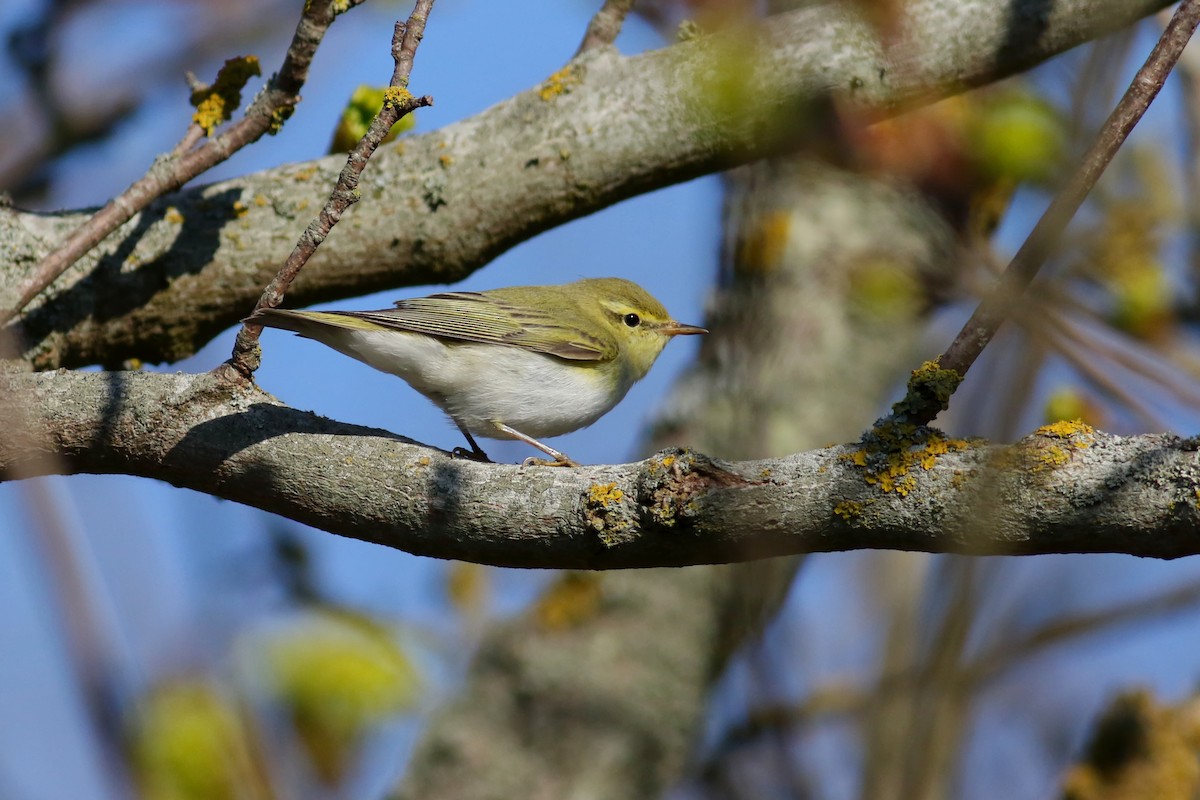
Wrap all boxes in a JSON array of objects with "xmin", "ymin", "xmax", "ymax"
[{"xmin": 3, "ymin": 369, "xmax": 1200, "ymax": 568}]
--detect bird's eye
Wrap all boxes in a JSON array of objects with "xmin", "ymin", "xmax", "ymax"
[{"xmin": 623, "ymin": 313, "xmax": 641, "ymax": 328}]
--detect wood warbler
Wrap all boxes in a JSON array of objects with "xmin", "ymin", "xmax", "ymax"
[{"xmin": 245, "ymin": 278, "xmax": 707, "ymax": 466}]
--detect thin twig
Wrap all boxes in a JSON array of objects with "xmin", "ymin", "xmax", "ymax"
[
  {"xmin": 898, "ymin": 0, "xmax": 1200, "ymax": 426},
  {"xmin": 229, "ymin": 0, "xmax": 436, "ymax": 377},
  {"xmin": 576, "ymin": 0, "xmax": 636, "ymax": 56},
  {"xmin": 0, "ymin": 0, "xmax": 366, "ymax": 328},
  {"xmin": 1046, "ymin": 292, "xmax": 1200, "ymax": 408}
]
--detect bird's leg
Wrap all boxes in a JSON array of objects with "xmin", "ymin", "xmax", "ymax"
[
  {"xmin": 493, "ymin": 422, "xmax": 580, "ymax": 467},
  {"xmin": 451, "ymin": 422, "xmax": 493, "ymax": 463}
]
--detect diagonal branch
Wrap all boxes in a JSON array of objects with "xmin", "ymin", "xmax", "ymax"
[{"xmin": 899, "ymin": 0, "xmax": 1200, "ymax": 425}]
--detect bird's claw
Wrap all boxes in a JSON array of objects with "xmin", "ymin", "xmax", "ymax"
[{"xmin": 452, "ymin": 446, "xmax": 492, "ymax": 463}]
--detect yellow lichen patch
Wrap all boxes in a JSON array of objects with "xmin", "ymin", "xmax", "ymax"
[
  {"xmin": 587, "ymin": 482, "xmax": 624, "ymax": 507},
  {"xmin": 164, "ymin": 207, "xmax": 184, "ymax": 225},
  {"xmin": 1036, "ymin": 419, "xmax": 1095, "ymax": 441},
  {"xmin": 1022, "ymin": 419, "xmax": 1095, "ymax": 474},
  {"xmin": 538, "ymin": 66, "xmax": 581, "ymax": 101},
  {"xmin": 190, "ymin": 55, "xmax": 261, "ymax": 136},
  {"xmin": 890, "ymin": 359, "xmax": 964, "ymax": 420},
  {"xmin": 1032, "ymin": 445, "xmax": 1070, "ymax": 472},
  {"xmin": 438, "ymin": 153, "xmax": 454, "ymax": 168},
  {"xmin": 268, "ymin": 105, "xmax": 293, "ymax": 134},
  {"xmin": 231, "ymin": 200, "xmax": 249, "ymax": 219},
  {"xmin": 660, "ymin": 455, "xmax": 676, "ymax": 469},
  {"xmin": 833, "ymin": 500, "xmax": 863, "ymax": 521},
  {"xmin": 292, "ymin": 167, "xmax": 317, "ymax": 182},
  {"xmin": 534, "ymin": 572, "xmax": 602, "ymax": 631},
  {"xmin": 382, "ymin": 86, "xmax": 413, "ymax": 108},
  {"xmin": 873, "ymin": 468, "xmax": 917, "ymax": 496},
  {"xmin": 583, "ymin": 482, "xmax": 634, "ymax": 545},
  {"xmin": 844, "ymin": 426, "xmax": 973, "ymax": 497},
  {"xmin": 253, "ymin": 194, "xmax": 270, "ymax": 207}
]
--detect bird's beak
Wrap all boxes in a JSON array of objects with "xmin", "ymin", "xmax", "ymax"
[{"xmin": 661, "ymin": 321, "xmax": 708, "ymax": 336}]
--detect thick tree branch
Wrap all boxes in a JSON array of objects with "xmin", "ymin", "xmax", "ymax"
[
  {"xmin": 1, "ymin": 0, "xmax": 1172, "ymax": 371},
  {"xmin": 3, "ymin": 369, "xmax": 1198, "ymax": 567}
]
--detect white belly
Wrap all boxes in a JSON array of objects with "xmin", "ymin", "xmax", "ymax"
[{"xmin": 324, "ymin": 329, "xmax": 630, "ymax": 439}]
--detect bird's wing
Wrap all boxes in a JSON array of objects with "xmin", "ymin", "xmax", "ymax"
[{"xmin": 325, "ymin": 291, "xmax": 617, "ymax": 361}]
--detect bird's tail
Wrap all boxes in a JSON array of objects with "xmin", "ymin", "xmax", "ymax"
[{"xmin": 243, "ymin": 308, "xmax": 389, "ymax": 339}]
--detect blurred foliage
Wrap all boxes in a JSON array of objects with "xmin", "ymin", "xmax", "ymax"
[
  {"xmin": 848, "ymin": 254, "xmax": 925, "ymax": 322},
  {"xmin": 445, "ymin": 561, "xmax": 489, "ymax": 617},
  {"xmin": 129, "ymin": 680, "xmax": 266, "ymax": 800},
  {"xmin": 533, "ymin": 572, "xmax": 604, "ymax": 631},
  {"xmin": 127, "ymin": 610, "xmax": 420, "ymax": 795},
  {"xmin": 852, "ymin": 89, "xmax": 1066, "ymax": 238},
  {"xmin": 1044, "ymin": 387, "xmax": 1105, "ymax": 427},
  {"xmin": 968, "ymin": 91, "xmax": 1066, "ymax": 185},
  {"xmin": 1079, "ymin": 150, "xmax": 1178, "ymax": 341},
  {"xmin": 1061, "ymin": 690, "xmax": 1200, "ymax": 800},
  {"xmin": 259, "ymin": 610, "xmax": 419, "ymax": 783}
]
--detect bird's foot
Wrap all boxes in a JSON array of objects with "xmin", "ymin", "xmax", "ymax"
[
  {"xmin": 452, "ymin": 446, "xmax": 492, "ymax": 463},
  {"xmin": 521, "ymin": 455, "xmax": 581, "ymax": 468}
]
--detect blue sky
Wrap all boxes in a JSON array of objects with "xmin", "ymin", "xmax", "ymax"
[{"xmin": 5, "ymin": 3, "xmax": 1200, "ymax": 799}]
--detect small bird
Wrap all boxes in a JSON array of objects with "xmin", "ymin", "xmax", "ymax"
[{"xmin": 246, "ymin": 277, "xmax": 707, "ymax": 466}]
